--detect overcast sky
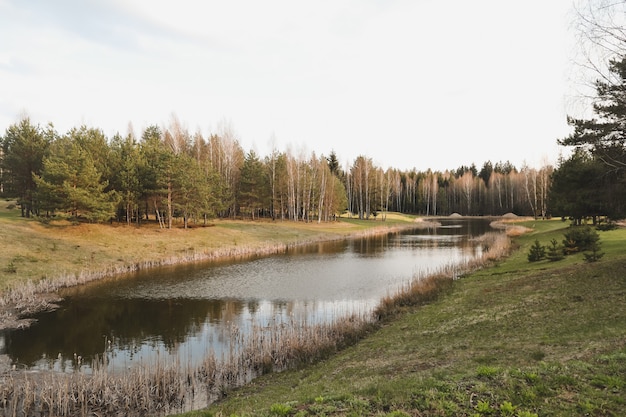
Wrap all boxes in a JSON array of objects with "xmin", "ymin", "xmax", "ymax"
[{"xmin": 1, "ymin": 0, "xmax": 580, "ymax": 171}]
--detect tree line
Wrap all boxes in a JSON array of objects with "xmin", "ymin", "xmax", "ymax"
[
  {"xmin": 4, "ymin": 32, "xmax": 626, "ymax": 229},
  {"xmin": 1, "ymin": 115, "xmax": 559, "ymax": 226}
]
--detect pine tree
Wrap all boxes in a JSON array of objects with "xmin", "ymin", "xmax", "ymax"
[
  {"xmin": 527, "ymin": 240, "xmax": 546, "ymax": 262},
  {"xmin": 545, "ymin": 238, "xmax": 565, "ymax": 262},
  {"xmin": 34, "ymin": 137, "xmax": 118, "ymax": 222},
  {"xmin": 0, "ymin": 118, "xmax": 52, "ymax": 217}
]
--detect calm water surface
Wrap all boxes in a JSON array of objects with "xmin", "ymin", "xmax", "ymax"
[{"xmin": 1, "ymin": 218, "xmax": 495, "ymax": 372}]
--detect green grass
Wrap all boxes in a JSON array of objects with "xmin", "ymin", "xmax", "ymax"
[{"xmin": 172, "ymin": 219, "xmax": 626, "ymax": 417}]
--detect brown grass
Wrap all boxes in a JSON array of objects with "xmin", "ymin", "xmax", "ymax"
[
  {"xmin": 0, "ymin": 228, "xmax": 512, "ymax": 417},
  {"xmin": 374, "ymin": 231, "xmax": 511, "ymax": 321},
  {"xmin": 0, "ymin": 203, "xmax": 424, "ymax": 330},
  {"xmin": 0, "ymin": 311, "xmax": 375, "ymax": 417}
]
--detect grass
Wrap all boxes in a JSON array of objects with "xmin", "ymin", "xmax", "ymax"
[
  {"xmin": 174, "ymin": 219, "xmax": 626, "ymax": 417},
  {"xmin": 0, "ymin": 202, "xmax": 418, "ymax": 289}
]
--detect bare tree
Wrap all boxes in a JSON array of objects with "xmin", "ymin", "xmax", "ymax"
[{"xmin": 570, "ymin": 0, "xmax": 626, "ymax": 112}]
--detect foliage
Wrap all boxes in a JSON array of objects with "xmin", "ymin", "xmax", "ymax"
[
  {"xmin": 562, "ymin": 226, "xmax": 600, "ymax": 254},
  {"xmin": 526, "ymin": 240, "xmax": 545, "ymax": 262},
  {"xmin": 545, "ymin": 239, "xmax": 564, "ymax": 262},
  {"xmin": 0, "ymin": 118, "xmax": 52, "ymax": 217},
  {"xmin": 33, "ymin": 135, "xmax": 119, "ymax": 222},
  {"xmin": 582, "ymin": 234, "xmax": 604, "ymax": 263},
  {"xmin": 549, "ymin": 148, "xmax": 610, "ymax": 223},
  {"xmin": 557, "ymin": 56, "xmax": 626, "ymax": 220}
]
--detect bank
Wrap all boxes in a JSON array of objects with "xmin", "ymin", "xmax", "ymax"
[
  {"xmin": 174, "ymin": 219, "xmax": 626, "ymax": 417},
  {"xmin": 0, "ymin": 203, "xmax": 431, "ymax": 330}
]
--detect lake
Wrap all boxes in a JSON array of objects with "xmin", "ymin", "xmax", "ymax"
[{"xmin": 0, "ymin": 218, "xmax": 495, "ymax": 373}]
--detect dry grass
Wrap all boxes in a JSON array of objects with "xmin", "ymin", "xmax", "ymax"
[
  {"xmin": 0, "ymin": 213, "xmax": 511, "ymax": 417},
  {"xmin": 0, "ymin": 202, "xmax": 421, "ymax": 330},
  {"xmin": 0, "ymin": 312, "xmax": 375, "ymax": 417},
  {"xmin": 374, "ymin": 231, "xmax": 511, "ymax": 321}
]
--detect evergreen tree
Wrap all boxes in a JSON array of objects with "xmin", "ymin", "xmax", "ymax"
[
  {"xmin": 0, "ymin": 118, "xmax": 52, "ymax": 217},
  {"xmin": 545, "ymin": 238, "xmax": 565, "ymax": 262},
  {"xmin": 558, "ymin": 56, "xmax": 626, "ymax": 218},
  {"xmin": 140, "ymin": 126, "xmax": 175, "ymax": 228},
  {"xmin": 110, "ymin": 133, "xmax": 143, "ymax": 224},
  {"xmin": 527, "ymin": 240, "xmax": 546, "ymax": 262},
  {"xmin": 238, "ymin": 150, "xmax": 269, "ymax": 219},
  {"xmin": 34, "ymin": 136, "xmax": 118, "ymax": 222},
  {"xmin": 549, "ymin": 149, "xmax": 608, "ymax": 224},
  {"xmin": 583, "ymin": 231, "xmax": 604, "ymax": 263}
]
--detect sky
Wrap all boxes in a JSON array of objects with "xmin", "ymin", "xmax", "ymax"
[{"xmin": 0, "ymin": 0, "xmax": 582, "ymax": 171}]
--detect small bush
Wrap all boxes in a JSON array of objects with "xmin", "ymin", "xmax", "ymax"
[
  {"xmin": 596, "ymin": 221, "xmax": 617, "ymax": 231},
  {"xmin": 583, "ymin": 232, "xmax": 604, "ymax": 263},
  {"xmin": 545, "ymin": 239, "xmax": 564, "ymax": 262},
  {"xmin": 270, "ymin": 403, "xmax": 294, "ymax": 416},
  {"xmin": 562, "ymin": 226, "xmax": 598, "ymax": 253},
  {"xmin": 527, "ymin": 240, "xmax": 545, "ymax": 262}
]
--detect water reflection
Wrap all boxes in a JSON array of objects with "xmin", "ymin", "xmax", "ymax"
[{"xmin": 1, "ymin": 218, "xmax": 494, "ymax": 372}]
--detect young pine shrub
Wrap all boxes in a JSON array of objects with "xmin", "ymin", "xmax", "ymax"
[
  {"xmin": 562, "ymin": 226, "xmax": 597, "ymax": 253},
  {"xmin": 583, "ymin": 234, "xmax": 604, "ymax": 263},
  {"xmin": 545, "ymin": 239, "xmax": 564, "ymax": 262},
  {"xmin": 527, "ymin": 240, "xmax": 546, "ymax": 262}
]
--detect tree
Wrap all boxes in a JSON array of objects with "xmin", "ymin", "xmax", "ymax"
[
  {"xmin": 572, "ymin": 0, "xmax": 626, "ymax": 97},
  {"xmin": 110, "ymin": 132, "xmax": 144, "ymax": 224},
  {"xmin": 140, "ymin": 125, "xmax": 173, "ymax": 228},
  {"xmin": 558, "ymin": 55, "xmax": 626, "ymax": 219},
  {"xmin": 551, "ymin": 148, "xmax": 619, "ymax": 224},
  {"xmin": 527, "ymin": 240, "xmax": 546, "ymax": 262},
  {"xmin": 34, "ymin": 136, "xmax": 118, "ymax": 222},
  {"xmin": 238, "ymin": 150, "xmax": 269, "ymax": 219},
  {"xmin": 545, "ymin": 239, "xmax": 565, "ymax": 262},
  {"xmin": 173, "ymin": 154, "xmax": 214, "ymax": 228},
  {"xmin": 350, "ymin": 156, "xmax": 374, "ymax": 219},
  {"xmin": 0, "ymin": 118, "xmax": 52, "ymax": 217},
  {"xmin": 561, "ymin": 57, "xmax": 626, "ymax": 170}
]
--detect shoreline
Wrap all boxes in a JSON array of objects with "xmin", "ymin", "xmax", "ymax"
[
  {"xmin": 0, "ymin": 218, "xmax": 437, "ymax": 331},
  {"xmin": 0, "ymin": 220, "xmax": 515, "ymax": 417}
]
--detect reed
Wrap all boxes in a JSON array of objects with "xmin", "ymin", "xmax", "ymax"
[
  {"xmin": 0, "ymin": 222, "xmax": 509, "ymax": 416},
  {"xmin": 374, "ymin": 231, "xmax": 511, "ymax": 321},
  {"xmin": 0, "ymin": 309, "xmax": 376, "ymax": 417}
]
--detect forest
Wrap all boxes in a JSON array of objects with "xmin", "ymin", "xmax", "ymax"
[
  {"xmin": 2, "ymin": 50, "xmax": 626, "ymax": 227},
  {"xmin": 0, "ymin": 115, "xmax": 559, "ymax": 226}
]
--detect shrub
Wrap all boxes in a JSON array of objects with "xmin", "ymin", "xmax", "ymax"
[
  {"xmin": 596, "ymin": 222, "xmax": 617, "ymax": 231},
  {"xmin": 527, "ymin": 240, "xmax": 545, "ymax": 262},
  {"xmin": 545, "ymin": 239, "xmax": 564, "ymax": 262},
  {"xmin": 270, "ymin": 403, "xmax": 294, "ymax": 416},
  {"xmin": 562, "ymin": 226, "xmax": 598, "ymax": 253},
  {"xmin": 583, "ymin": 238, "xmax": 604, "ymax": 263}
]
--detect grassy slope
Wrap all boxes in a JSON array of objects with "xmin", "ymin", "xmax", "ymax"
[
  {"xmin": 179, "ymin": 220, "xmax": 626, "ymax": 417},
  {"xmin": 0, "ymin": 202, "xmax": 416, "ymax": 292}
]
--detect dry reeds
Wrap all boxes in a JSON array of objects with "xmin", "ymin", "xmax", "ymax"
[
  {"xmin": 374, "ymin": 231, "xmax": 511, "ymax": 320},
  {"xmin": 0, "ymin": 226, "xmax": 513, "ymax": 416},
  {"xmin": 0, "ymin": 311, "xmax": 375, "ymax": 417}
]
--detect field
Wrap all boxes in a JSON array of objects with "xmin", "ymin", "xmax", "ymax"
[{"xmin": 175, "ymin": 219, "xmax": 626, "ymax": 417}]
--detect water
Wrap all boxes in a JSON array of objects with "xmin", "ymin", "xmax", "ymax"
[{"xmin": 0, "ymin": 218, "xmax": 495, "ymax": 373}]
